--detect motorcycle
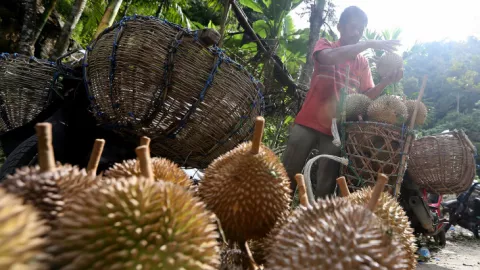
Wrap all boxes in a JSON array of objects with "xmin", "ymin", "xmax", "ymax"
[{"xmin": 442, "ymin": 182, "xmax": 480, "ymax": 239}]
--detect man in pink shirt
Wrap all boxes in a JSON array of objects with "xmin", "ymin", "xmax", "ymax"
[{"xmin": 282, "ymin": 6, "xmax": 403, "ymax": 199}]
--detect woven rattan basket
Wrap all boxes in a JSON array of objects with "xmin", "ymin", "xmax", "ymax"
[
  {"xmin": 0, "ymin": 53, "xmax": 62, "ymax": 134},
  {"xmin": 408, "ymin": 130, "xmax": 477, "ymax": 195},
  {"xmin": 83, "ymin": 16, "xmax": 263, "ymax": 168},
  {"xmin": 341, "ymin": 121, "xmax": 413, "ymax": 194}
]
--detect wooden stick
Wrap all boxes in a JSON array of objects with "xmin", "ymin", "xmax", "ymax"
[
  {"xmin": 336, "ymin": 176, "xmax": 350, "ymax": 197},
  {"xmin": 250, "ymin": 116, "xmax": 265, "ymax": 155},
  {"xmin": 366, "ymin": 173, "xmax": 388, "ymax": 211},
  {"xmin": 35, "ymin": 123, "xmax": 55, "ymax": 172},
  {"xmin": 218, "ymin": 0, "xmax": 232, "ymax": 47},
  {"xmin": 87, "ymin": 139, "xmax": 105, "ymax": 176},
  {"xmin": 135, "ymin": 146, "xmax": 153, "ymax": 180},
  {"xmin": 408, "ymin": 75, "xmax": 427, "ymax": 129},
  {"xmin": 139, "ymin": 136, "xmax": 151, "ymax": 147},
  {"xmin": 295, "ymin": 174, "xmax": 310, "ymax": 207}
]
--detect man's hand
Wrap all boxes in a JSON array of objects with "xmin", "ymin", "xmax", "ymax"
[
  {"xmin": 366, "ymin": 40, "xmax": 401, "ymax": 53},
  {"xmin": 380, "ymin": 68, "xmax": 404, "ymax": 85}
]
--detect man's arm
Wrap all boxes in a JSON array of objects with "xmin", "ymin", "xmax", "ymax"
[
  {"xmin": 364, "ymin": 69, "xmax": 404, "ymax": 99},
  {"xmin": 315, "ymin": 40, "xmax": 401, "ymax": 66}
]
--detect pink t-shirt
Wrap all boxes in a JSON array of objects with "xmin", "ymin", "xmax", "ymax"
[{"xmin": 295, "ymin": 39, "xmax": 374, "ymax": 135}]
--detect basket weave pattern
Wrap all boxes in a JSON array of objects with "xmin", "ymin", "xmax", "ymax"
[
  {"xmin": 408, "ymin": 131, "xmax": 476, "ymax": 194},
  {"xmin": 84, "ymin": 16, "xmax": 263, "ymax": 168},
  {"xmin": 341, "ymin": 122, "xmax": 413, "ymax": 192},
  {"xmin": 0, "ymin": 53, "xmax": 61, "ymax": 134}
]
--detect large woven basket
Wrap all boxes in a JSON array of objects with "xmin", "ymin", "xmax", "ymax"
[
  {"xmin": 408, "ymin": 130, "xmax": 477, "ymax": 195},
  {"xmin": 83, "ymin": 16, "xmax": 263, "ymax": 168},
  {"xmin": 341, "ymin": 121, "xmax": 413, "ymax": 194},
  {"xmin": 0, "ymin": 53, "xmax": 62, "ymax": 134}
]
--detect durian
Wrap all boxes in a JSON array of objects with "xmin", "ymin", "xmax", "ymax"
[
  {"xmin": 48, "ymin": 146, "xmax": 220, "ymax": 270},
  {"xmin": 198, "ymin": 116, "xmax": 291, "ymax": 245},
  {"xmin": 105, "ymin": 136, "xmax": 190, "ymax": 187},
  {"xmin": 377, "ymin": 52, "xmax": 403, "ymax": 78},
  {"xmin": 0, "ymin": 123, "xmax": 99, "ymax": 224},
  {"xmin": 105, "ymin": 157, "xmax": 190, "ymax": 187},
  {"xmin": 266, "ymin": 197, "xmax": 409, "ymax": 269},
  {"xmin": 347, "ymin": 187, "xmax": 418, "ymax": 270},
  {"xmin": 345, "ymin": 93, "xmax": 372, "ymax": 121},
  {"xmin": 405, "ymin": 100, "xmax": 428, "ymax": 126},
  {"xmin": 0, "ymin": 187, "xmax": 50, "ymax": 270},
  {"xmin": 367, "ymin": 95, "xmax": 408, "ymax": 125}
]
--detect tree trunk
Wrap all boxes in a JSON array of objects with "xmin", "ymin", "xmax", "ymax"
[
  {"xmin": 457, "ymin": 91, "xmax": 460, "ymax": 113},
  {"xmin": 298, "ymin": 0, "xmax": 326, "ymax": 87},
  {"xmin": 94, "ymin": 0, "xmax": 124, "ymax": 39},
  {"xmin": 33, "ymin": 0, "xmax": 58, "ymax": 46},
  {"xmin": 17, "ymin": 0, "xmax": 37, "ymax": 56},
  {"xmin": 50, "ymin": 0, "xmax": 87, "ymax": 60}
]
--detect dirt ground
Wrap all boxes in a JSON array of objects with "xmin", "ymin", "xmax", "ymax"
[{"xmin": 417, "ymin": 226, "xmax": 480, "ymax": 270}]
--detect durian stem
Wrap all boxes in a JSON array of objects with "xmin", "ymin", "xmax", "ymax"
[
  {"xmin": 35, "ymin": 123, "xmax": 56, "ymax": 172},
  {"xmin": 250, "ymin": 116, "xmax": 265, "ymax": 155},
  {"xmin": 336, "ymin": 176, "xmax": 350, "ymax": 197},
  {"xmin": 87, "ymin": 139, "xmax": 105, "ymax": 176},
  {"xmin": 295, "ymin": 174, "xmax": 310, "ymax": 207},
  {"xmin": 367, "ymin": 173, "xmax": 388, "ymax": 211},
  {"xmin": 140, "ymin": 136, "xmax": 151, "ymax": 147},
  {"xmin": 135, "ymin": 146, "xmax": 154, "ymax": 180},
  {"xmin": 241, "ymin": 241, "xmax": 259, "ymax": 270}
]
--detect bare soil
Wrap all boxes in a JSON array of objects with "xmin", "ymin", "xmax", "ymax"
[{"xmin": 417, "ymin": 227, "xmax": 480, "ymax": 270}]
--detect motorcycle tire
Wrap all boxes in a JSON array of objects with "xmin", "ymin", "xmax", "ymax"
[
  {"xmin": 474, "ymin": 228, "xmax": 479, "ymax": 239},
  {"xmin": 0, "ymin": 135, "xmax": 38, "ymax": 181}
]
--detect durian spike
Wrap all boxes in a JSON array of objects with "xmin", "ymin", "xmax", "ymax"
[
  {"xmin": 35, "ymin": 123, "xmax": 55, "ymax": 172},
  {"xmin": 336, "ymin": 176, "xmax": 350, "ymax": 197},
  {"xmin": 295, "ymin": 174, "xmax": 310, "ymax": 207},
  {"xmin": 366, "ymin": 173, "xmax": 388, "ymax": 211},
  {"xmin": 87, "ymin": 139, "xmax": 105, "ymax": 176},
  {"xmin": 135, "ymin": 146, "xmax": 154, "ymax": 180},
  {"xmin": 242, "ymin": 241, "xmax": 259, "ymax": 270},
  {"xmin": 250, "ymin": 116, "xmax": 265, "ymax": 155},
  {"xmin": 409, "ymin": 75, "xmax": 427, "ymax": 130},
  {"xmin": 140, "ymin": 136, "xmax": 151, "ymax": 147}
]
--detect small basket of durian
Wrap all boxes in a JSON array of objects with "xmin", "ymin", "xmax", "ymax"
[{"xmin": 339, "ymin": 59, "xmax": 429, "ymax": 195}]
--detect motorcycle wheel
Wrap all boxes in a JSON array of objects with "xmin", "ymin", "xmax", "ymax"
[
  {"xmin": 474, "ymin": 228, "xmax": 479, "ymax": 239},
  {"xmin": 0, "ymin": 135, "xmax": 38, "ymax": 181}
]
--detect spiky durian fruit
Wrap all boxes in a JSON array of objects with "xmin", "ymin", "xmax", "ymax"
[
  {"xmin": 347, "ymin": 188, "xmax": 417, "ymax": 269},
  {"xmin": 367, "ymin": 95, "xmax": 408, "ymax": 125},
  {"xmin": 404, "ymin": 100, "xmax": 428, "ymax": 126},
  {"xmin": 266, "ymin": 197, "xmax": 409, "ymax": 269},
  {"xmin": 198, "ymin": 142, "xmax": 291, "ymax": 243},
  {"xmin": 105, "ymin": 157, "xmax": 191, "ymax": 187},
  {"xmin": 377, "ymin": 52, "xmax": 403, "ymax": 78},
  {"xmin": 1, "ymin": 164, "xmax": 97, "ymax": 223},
  {"xmin": 0, "ymin": 187, "xmax": 50, "ymax": 270},
  {"xmin": 48, "ymin": 176, "xmax": 220, "ymax": 270},
  {"xmin": 219, "ymin": 246, "xmax": 246, "ymax": 270},
  {"xmin": 198, "ymin": 117, "xmax": 291, "ymax": 244},
  {"xmin": 346, "ymin": 93, "xmax": 372, "ymax": 121}
]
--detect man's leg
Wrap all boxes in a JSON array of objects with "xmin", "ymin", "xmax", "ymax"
[
  {"xmin": 314, "ymin": 132, "xmax": 342, "ymax": 199},
  {"xmin": 281, "ymin": 124, "xmax": 317, "ymax": 197}
]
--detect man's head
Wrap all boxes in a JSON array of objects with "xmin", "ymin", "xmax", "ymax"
[{"xmin": 337, "ymin": 6, "xmax": 368, "ymax": 45}]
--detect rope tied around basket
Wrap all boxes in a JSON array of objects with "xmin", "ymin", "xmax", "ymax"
[{"xmin": 166, "ymin": 46, "xmax": 226, "ymax": 138}]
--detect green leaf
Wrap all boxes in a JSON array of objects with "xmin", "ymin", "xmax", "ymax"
[
  {"xmin": 252, "ymin": 20, "xmax": 270, "ymax": 38},
  {"xmin": 238, "ymin": 0, "xmax": 263, "ymax": 13}
]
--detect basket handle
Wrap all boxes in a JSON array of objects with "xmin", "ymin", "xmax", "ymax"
[{"xmin": 459, "ymin": 129, "xmax": 477, "ymax": 155}]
